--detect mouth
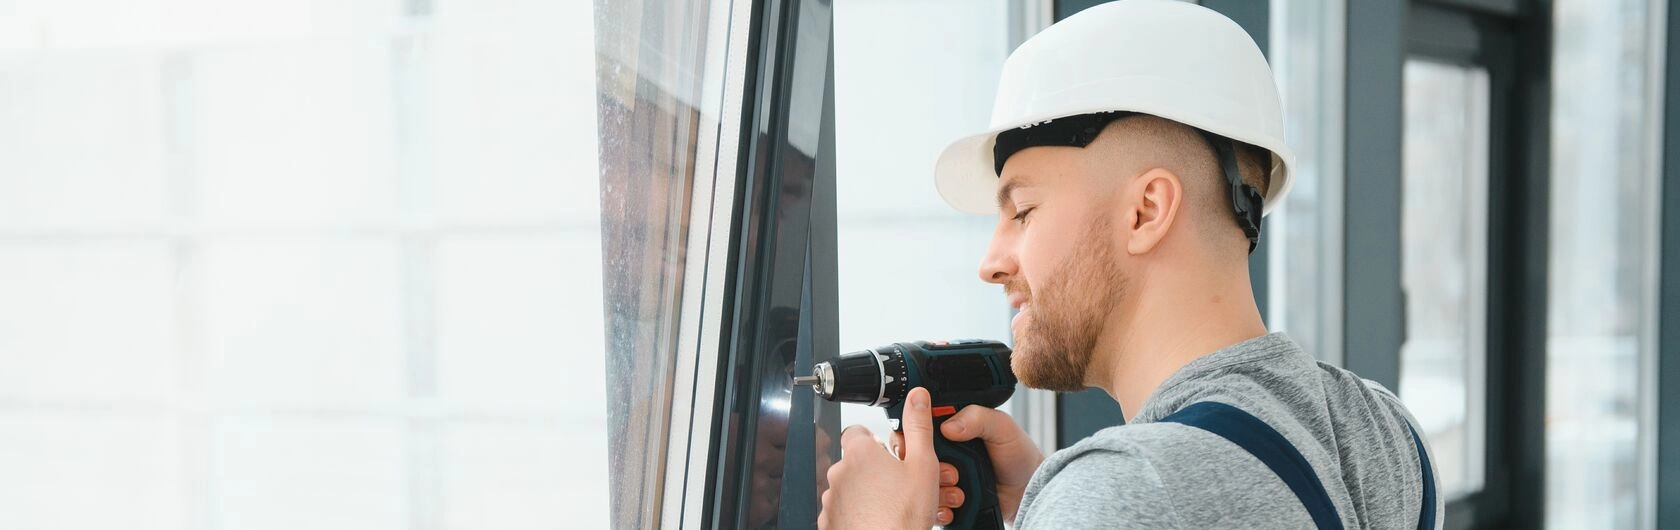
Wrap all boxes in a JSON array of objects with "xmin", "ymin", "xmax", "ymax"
[{"xmin": 1007, "ymin": 295, "xmax": 1028, "ymax": 310}]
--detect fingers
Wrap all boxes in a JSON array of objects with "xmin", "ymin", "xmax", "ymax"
[
  {"xmin": 939, "ymin": 485, "xmax": 965, "ymax": 508},
  {"xmin": 939, "ymin": 463, "xmax": 957, "ymax": 486},
  {"xmin": 839, "ymin": 425, "xmax": 876, "ymax": 454},
  {"xmin": 818, "ymin": 490, "xmax": 833, "ymax": 530},
  {"xmin": 937, "ymin": 507, "xmax": 953, "ymax": 526},
  {"xmin": 897, "ymin": 387, "xmax": 937, "ymax": 468},
  {"xmin": 939, "ymin": 404, "xmax": 1020, "ymax": 444},
  {"xmin": 887, "ymin": 432, "xmax": 905, "ymax": 460}
]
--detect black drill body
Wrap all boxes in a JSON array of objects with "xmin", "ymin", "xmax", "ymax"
[{"xmin": 797, "ymin": 340, "xmax": 1015, "ymax": 530}]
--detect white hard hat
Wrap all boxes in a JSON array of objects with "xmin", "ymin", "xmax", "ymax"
[{"xmin": 934, "ymin": 0, "xmax": 1295, "ymax": 216}]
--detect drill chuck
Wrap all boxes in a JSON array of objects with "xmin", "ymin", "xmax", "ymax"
[
  {"xmin": 819, "ymin": 348, "xmax": 913, "ymax": 407},
  {"xmin": 792, "ymin": 347, "xmax": 907, "ymax": 406}
]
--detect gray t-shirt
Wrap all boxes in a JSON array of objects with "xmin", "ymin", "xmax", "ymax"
[{"xmin": 1013, "ymin": 333, "xmax": 1442, "ymax": 529}]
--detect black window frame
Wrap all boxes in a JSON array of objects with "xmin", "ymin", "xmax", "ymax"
[
  {"xmin": 1658, "ymin": 0, "xmax": 1680, "ymax": 524},
  {"xmin": 699, "ymin": 0, "xmax": 840, "ymax": 527}
]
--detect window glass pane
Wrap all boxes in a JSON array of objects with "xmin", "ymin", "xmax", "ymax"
[
  {"xmin": 595, "ymin": 0, "xmax": 731, "ymax": 527},
  {"xmin": 0, "ymin": 1, "xmax": 611, "ymax": 529},
  {"xmin": 1547, "ymin": 0, "xmax": 1662, "ymax": 527},
  {"xmin": 834, "ymin": 0, "xmax": 1015, "ymax": 437},
  {"xmin": 1397, "ymin": 58, "xmax": 1489, "ymax": 500}
]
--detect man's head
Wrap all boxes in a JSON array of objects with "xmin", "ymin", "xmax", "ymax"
[
  {"xmin": 979, "ymin": 115, "xmax": 1269, "ymax": 391},
  {"xmin": 932, "ymin": 0, "xmax": 1289, "ymax": 393}
]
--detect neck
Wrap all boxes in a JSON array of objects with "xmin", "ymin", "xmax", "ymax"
[{"xmin": 1087, "ymin": 261, "xmax": 1269, "ymax": 421}]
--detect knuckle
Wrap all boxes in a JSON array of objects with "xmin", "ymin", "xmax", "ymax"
[{"xmin": 840, "ymin": 426, "xmax": 874, "ymax": 447}]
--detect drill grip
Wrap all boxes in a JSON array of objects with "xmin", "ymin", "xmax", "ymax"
[{"xmin": 933, "ymin": 417, "xmax": 1004, "ymax": 530}]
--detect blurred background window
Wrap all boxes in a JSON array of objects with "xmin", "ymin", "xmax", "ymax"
[
  {"xmin": 1267, "ymin": 0, "xmax": 1345, "ymax": 366},
  {"xmin": 0, "ymin": 1, "xmax": 613, "ymax": 528},
  {"xmin": 1546, "ymin": 0, "xmax": 1664, "ymax": 527},
  {"xmin": 1398, "ymin": 58, "xmax": 1492, "ymax": 501}
]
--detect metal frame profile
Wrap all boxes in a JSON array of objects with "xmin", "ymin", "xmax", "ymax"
[
  {"xmin": 656, "ymin": 0, "xmax": 761, "ymax": 527},
  {"xmin": 1660, "ymin": 0, "xmax": 1680, "ymax": 523},
  {"xmin": 694, "ymin": 0, "xmax": 840, "ymax": 527}
]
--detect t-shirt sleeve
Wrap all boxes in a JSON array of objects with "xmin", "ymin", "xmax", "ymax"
[{"xmin": 1014, "ymin": 448, "xmax": 1185, "ymax": 530}]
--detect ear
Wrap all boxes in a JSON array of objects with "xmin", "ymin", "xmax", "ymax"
[{"xmin": 1125, "ymin": 168, "xmax": 1182, "ymax": 255}]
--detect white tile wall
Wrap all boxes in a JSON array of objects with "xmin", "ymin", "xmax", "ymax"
[
  {"xmin": 0, "ymin": 412, "xmax": 186, "ymax": 530},
  {"xmin": 435, "ymin": 233, "xmax": 605, "ymax": 414},
  {"xmin": 0, "ymin": 1, "xmax": 610, "ymax": 528},
  {"xmin": 191, "ymin": 42, "xmax": 399, "ymax": 227},
  {"xmin": 0, "ymin": 242, "xmax": 178, "ymax": 400},
  {"xmin": 0, "ymin": 54, "xmax": 170, "ymax": 230},
  {"xmin": 212, "ymin": 417, "xmax": 407, "ymax": 530},
  {"xmin": 201, "ymin": 239, "xmax": 406, "ymax": 408},
  {"xmin": 426, "ymin": 1, "xmax": 598, "ymax": 227},
  {"xmin": 440, "ymin": 421, "xmax": 609, "ymax": 530}
]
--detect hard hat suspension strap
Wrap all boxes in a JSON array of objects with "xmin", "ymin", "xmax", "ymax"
[{"xmin": 1196, "ymin": 130, "xmax": 1264, "ymax": 254}]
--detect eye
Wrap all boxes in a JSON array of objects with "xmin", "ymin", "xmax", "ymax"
[{"xmin": 1012, "ymin": 206, "xmax": 1036, "ymax": 224}]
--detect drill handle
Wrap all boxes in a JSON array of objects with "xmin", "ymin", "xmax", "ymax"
[{"xmin": 932, "ymin": 416, "xmax": 1004, "ymax": 530}]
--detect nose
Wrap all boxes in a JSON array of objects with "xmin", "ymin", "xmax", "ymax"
[{"xmin": 978, "ymin": 220, "xmax": 1017, "ymax": 285}]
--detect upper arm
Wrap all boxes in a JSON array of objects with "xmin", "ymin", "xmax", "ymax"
[{"xmin": 1015, "ymin": 450, "xmax": 1184, "ymax": 530}]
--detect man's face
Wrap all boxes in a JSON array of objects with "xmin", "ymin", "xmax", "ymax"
[{"xmin": 980, "ymin": 146, "xmax": 1131, "ymax": 392}]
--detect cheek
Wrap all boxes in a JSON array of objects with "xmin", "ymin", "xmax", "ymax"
[
  {"xmin": 1013, "ymin": 236, "xmax": 1048, "ymax": 286},
  {"xmin": 1016, "ymin": 222, "xmax": 1073, "ymax": 283}
]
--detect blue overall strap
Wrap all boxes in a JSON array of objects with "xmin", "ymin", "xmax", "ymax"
[
  {"xmin": 1160, "ymin": 402, "xmax": 1344, "ymax": 530},
  {"xmin": 1405, "ymin": 422, "xmax": 1437, "ymax": 530}
]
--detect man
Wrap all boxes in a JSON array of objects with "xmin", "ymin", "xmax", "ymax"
[{"xmin": 818, "ymin": 1, "xmax": 1442, "ymax": 528}]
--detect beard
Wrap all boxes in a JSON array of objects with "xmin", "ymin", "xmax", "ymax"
[{"xmin": 1007, "ymin": 217, "xmax": 1128, "ymax": 392}]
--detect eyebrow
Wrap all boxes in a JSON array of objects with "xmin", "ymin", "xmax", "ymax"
[{"xmin": 996, "ymin": 178, "xmax": 1033, "ymax": 210}]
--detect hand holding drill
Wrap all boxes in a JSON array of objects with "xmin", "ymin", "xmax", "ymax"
[{"xmin": 797, "ymin": 340, "xmax": 1044, "ymax": 529}]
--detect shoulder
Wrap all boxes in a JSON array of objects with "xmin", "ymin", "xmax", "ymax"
[
  {"xmin": 1019, "ymin": 420, "xmax": 1325, "ymax": 529},
  {"xmin": 1016, "ymin": 425, "xmax": 1189, "ymax": 530}
]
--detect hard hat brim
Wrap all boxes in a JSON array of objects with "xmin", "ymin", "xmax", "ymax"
[{"xmin": 933, "ymin": 132, "xmax": 1003, "ymax": 215}]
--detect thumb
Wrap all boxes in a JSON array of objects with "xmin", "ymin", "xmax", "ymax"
[{"xmin": 899, "ymin": 387, "xmax": 937, "ymax": 468}]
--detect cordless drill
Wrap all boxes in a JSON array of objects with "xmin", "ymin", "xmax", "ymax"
[{"xmin": 794, "ymin": 339, "xmax": 1015, "ymax": 530}]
